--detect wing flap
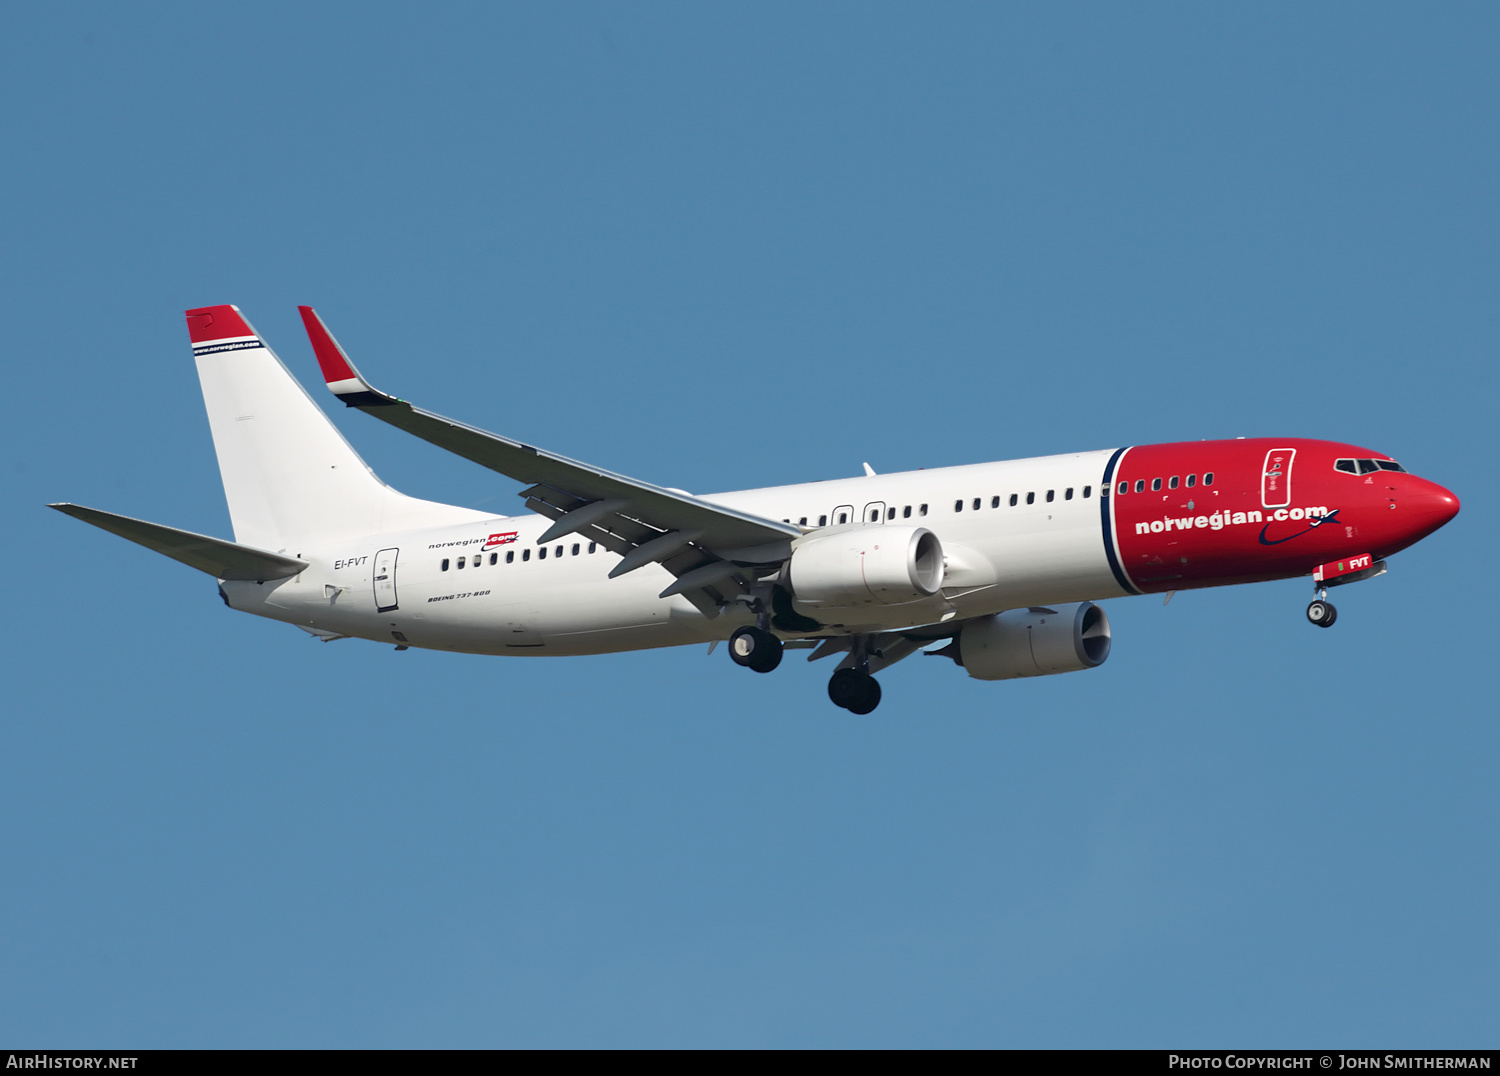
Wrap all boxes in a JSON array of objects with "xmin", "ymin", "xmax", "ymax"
[{"xmin": 49, "ymin": 504, "xmax": 308, "ymax": 581}]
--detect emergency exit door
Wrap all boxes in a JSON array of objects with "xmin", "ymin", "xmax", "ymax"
[
  {"xmin": 1261, "ymin": 448, "xmax": 1296, "ymax": 509},
  {"xmin": 373, "ymin": 547, "xmax": 399, "ymax": 612}
]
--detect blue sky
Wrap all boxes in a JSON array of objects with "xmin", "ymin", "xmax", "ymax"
[{"xmin": 2, "ymin": 2, "xmax": 1495, "ymax": 1047}]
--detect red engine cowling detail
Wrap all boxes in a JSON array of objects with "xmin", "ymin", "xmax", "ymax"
[
  {"xmin": 787, "ymin": 525, "xmax": 944, "ymax": 608},
  {"xmin": 958, "ymin": 602, "xmax": 1111, "ymax": 681}
]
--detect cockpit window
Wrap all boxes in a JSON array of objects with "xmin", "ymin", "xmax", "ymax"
[{"xmin": 1337, "ymin": 457, "xmax": 1406, "ymax": 475}]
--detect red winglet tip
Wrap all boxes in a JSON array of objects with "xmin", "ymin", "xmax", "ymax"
[
  {"xmin": 185, "ymin": 304, "xmax": 253, "ymax": 344},
  {"xmin": 297, "ymin": 305, "xmax": 358, "ymax": 384}
]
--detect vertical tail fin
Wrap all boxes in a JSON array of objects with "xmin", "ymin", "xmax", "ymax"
[{"xmin": 187, "ymin": 305, "xmax": 486, "ymax": 549}]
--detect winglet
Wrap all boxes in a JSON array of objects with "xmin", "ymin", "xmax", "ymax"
[{"xmin": 297, "ymin": 306, "xmax": 398, "ymax": 408}]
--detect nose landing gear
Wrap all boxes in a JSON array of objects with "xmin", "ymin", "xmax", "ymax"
[{"xmin": 1306, "ymin": 592, "xmax": 1338, "ymax": 628}]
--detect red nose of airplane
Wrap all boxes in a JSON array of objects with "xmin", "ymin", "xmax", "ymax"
[{"xmin": 1405, "ymin": 478, "xmax": 1461, "ymax": 540}]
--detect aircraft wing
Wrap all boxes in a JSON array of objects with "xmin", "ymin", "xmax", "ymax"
[
  {"xmin": 299, "ymin": 307, "xmax": 798, "ymax": 616},
  {"xmin": 49, "ymin": 504, "xmax": 309, "ymax": 581}
]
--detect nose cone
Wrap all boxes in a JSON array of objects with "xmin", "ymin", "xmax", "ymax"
[{"xmin": 1406, "ymin": 478, "xmax": 1461, "ymax": 539}]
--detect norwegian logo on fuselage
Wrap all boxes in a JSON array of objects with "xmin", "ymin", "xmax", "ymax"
[
  {"xmin": 484, "ymin": 532, "xmax": 519, "ymax": 550},
  {"xmin": 1130, "ymin": 504, "xmax": 1343, "ymax": 547}
]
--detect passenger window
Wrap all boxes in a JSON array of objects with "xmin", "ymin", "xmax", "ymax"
[
  {"xmin": 506, "ymin": 551, "xmax": 514, "ymax": 563},
  {"xmin": 1204, "ymin": 472, "xmax": 1214, "ymax": 486},
  {"xmin": 556, "ymin": 545, "xmax": 564, "ymax": 557},
  {"xmin": 457, "ymin": 556, "xmax": 465, "ymax": 569},
  {"xmin": 538, "ymin": 547, "xmax": 546, "ymax": 560},
  {"xmin": 1187, "ymin": 474, "xmax": 1197, "ymax": 487},
  {"xmin": 1335, "ymin": 459, "xmax": 1358, "ymax": 474},
  {"xmin": 798, "ymin": 517, "xmax": 807, "ymax": 525},
  {"xmin": 818, "ymin": 515, "xmax": 828, "ymax": 526},
  {"xmin": 490, "ymin": 553, "xmax": 498, "ymax": 565},
  {"xmin": 1118, "ymin": 481, "xmax": 1128, "ymax": 495},
  {"xmin": 588, "ymin": 543, "xmax": 597, "ymax": 553},
  {"xmin": 1377, "ymin": 460, "xmax": 1406, "ymax": 472},
  {"xmin": 1046, "ymin": 490, "xmax": 1055, "ymax": 502},
  {"xmin": 887, "ymin": 507, "xmax": 896, "ymax": 520},
  {"xmin": 1065, "ymin": 488, "xmax": 1074, "ymax": 500},
  {"xmin": 837, "ymin": 511, "xmax": 848, "ymax": 524},
  {"xmin": 572, "ymin": 543, "xmax": 580, "ymax": 555},
  {"xmin": 441, "ymin": 558, "xmax": 450, "ymax": 571},
  {"xmin": 972, "ymin": 498, "xmax": 981, "ymax": 511},
  {"xmin": 1169, "ymin": 476, "xmax": 1179, "ymax": 489},
  {"xmin": 955, "ymin": 500, "xmax": 963, "ymax": 512},
  {"xmin": 523, "ymin": 549, "xmax": 531, "ymax": 561},
  {"xmin": 919, "ymin": 504, "xmax": 928, "ymax": 516},
  {"xmin": 1134, "ymin": 480, "xmax": 1145, "ymax": 493},
  {"xmin": 1009, "ymin": 494, "xmax": 1018, "ymax": 507},
  {"xmin": 991, "ymin": 496, "xmax": 1000, "ymax": 508},
  {"xmin": 870, "ymin": 508, "xmax": 879, "ymax": 522},
  {"xmin": 1026, "ymin": 492, "xmax": 1035, "ymax": 505},
  {"xmin": 903, "ymin": 506, "xmax": 911, "ymax": 518},
  {"xmin": 1152, "ymin": 478, "xmax": 1162, "ymax": 491}
]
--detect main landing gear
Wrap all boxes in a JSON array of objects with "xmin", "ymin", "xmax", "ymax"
[
  {"xmin": 825, "ymin": 634, "xmax": 883, "ymax": 714},
  {"xmin": 726, "ymin": 596, "xmax": 884, "ymax": 712},
  {"xmin": 726, "ymin": 622, "xmax": 885, "ymax": 714},
  {"xmin": 729, "ymin": 626, "xmax": 783, "ymax": 673},
  {"xmin": 1306, "ymin": 591, "xmax": 1338, "ymax": 628},
  {"xmin": 828, "ymin": 667, "xmax": 881, "ymax": 714}
]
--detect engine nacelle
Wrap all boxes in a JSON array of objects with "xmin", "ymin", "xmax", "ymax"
[
  {"xmin": 787, "ymin": 525, "xmax": 944, "ymax": 609},
  {"xmin": 957, "ymin": 602, "xmax": 1111, "ymax": 680}
]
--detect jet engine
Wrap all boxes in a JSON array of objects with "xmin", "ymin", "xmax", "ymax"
[
  {"xmin": 954, "ymin": 602, "xmax": 1111, "ymax": 680},
  {"xmin": 786, "ymin": 525, "xmax": 944, "ymax": 609}
]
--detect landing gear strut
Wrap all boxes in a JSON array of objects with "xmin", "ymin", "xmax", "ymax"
[
  {"xmin": 729, "ymin": 626, "xmax": 783, "ymax": 673},
  {"xmin": 1307, "ymin": 591, "xmax": 1338, "ymax": 628}
]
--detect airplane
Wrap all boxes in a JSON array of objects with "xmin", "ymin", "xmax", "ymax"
[{"xmin": 51, "ymin": 304, "xmax": 1461, "ymax": 714}]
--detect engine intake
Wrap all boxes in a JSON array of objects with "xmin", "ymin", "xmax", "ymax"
[
  {"xmin": 957, "ymin": 602, "xmax": 1111, "ymax": 680},
  {"xmin": 787, "ymin": 525, "xmax": 944, "ymax": 609}
]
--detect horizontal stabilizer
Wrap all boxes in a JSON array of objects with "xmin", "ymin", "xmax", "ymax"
[{"xmin": 49, "ymin": 503, "xmax": 308, "ymax": 581}]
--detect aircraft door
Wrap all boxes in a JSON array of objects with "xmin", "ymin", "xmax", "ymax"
[
  {"xmin": 831, "ymin": 504, "xmax": 854, "ymax": 525},
  {"xmin": 373, "ymin": 547, "xmax": 399, "ymax": 612},
  {"xmin": 1261, "ymin": 448, "xmax": 1296, "ymax": 509},
  {"xmin": 863, "ymin": 501, "xmax": 886, "ymax": 524}
]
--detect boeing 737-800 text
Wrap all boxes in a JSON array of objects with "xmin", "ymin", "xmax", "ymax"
[{"xmin": 51, "ymin": 305, "xmax": 1461, "ymax": 713}]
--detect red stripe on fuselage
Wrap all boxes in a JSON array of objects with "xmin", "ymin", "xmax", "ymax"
[{"xmin": 1109, "ymin": 438, "xmax": 1456, "ymax": 593}]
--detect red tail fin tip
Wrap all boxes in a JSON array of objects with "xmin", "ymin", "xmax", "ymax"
[{"xmin": 185, "ymin": 304, "xmax": 253, "ymax": 344}]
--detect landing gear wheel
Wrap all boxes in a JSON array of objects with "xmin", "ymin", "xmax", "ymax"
[
  {"xmin": 828, "ymin": 668, "xmax": 882, "ymax": 714},
  {"xmin": 1306, "ymin": 600, "xmax": 1337, "ymax": 628},
  {"xmin": 729, "ymin": 626, "xmax": 783, "ymax": 673}
]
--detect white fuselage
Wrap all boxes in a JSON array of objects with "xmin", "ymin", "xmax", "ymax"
[{"xmin": 222, "ymin": 449, "xmax": 1127, "ymax": 655}]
